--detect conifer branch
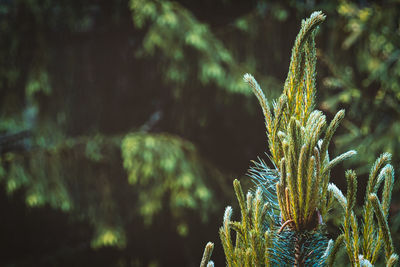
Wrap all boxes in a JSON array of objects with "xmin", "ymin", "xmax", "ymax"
[
  {"xmin": 200, "ymin": 242, "xmax": 214, "ymax": 267},
  {"xmin": 264, "ymin": 230, "xmax": 271, "ymax": 267},
  {"xmin": 366, "ymin": 153, "xmax": 391, "ymax": 197},
  {"xmin": 220, "ymin": 206, "xmax": 234, "ymax": 265},
  {"xmin": 381, "ymin": 165, "xmax": 394, "ymax": 216},
  {"xmin": 234, "ymin": 179, "xmax": 250, "ymax": 244},
  {"xmin": 203, "ymin": 11, "xmax": 397, "ymax": 267},
  {"xmin": 362, "ymin": 153, "xmax": 392, "ymax": 263},
  {"xmin": 369, "ymin": 193, "xmax": 394, "ymax": 262},
  {"xmin": 284, "ymin": 11, "xmax": 325, "ymax": 110},
  {"xmin": 302, "ymin": 32, "xmax": 317, "ymax": 123},
  {"xmin": 320, "ymin": 110, "xmax": 345, "ymax": 163},
  {"xmin": 323, "ymin": 150, "xmax": 357, "ymax": 174},
  {"xmin": 244, "ymin": 73, "xmax": 272, "ymax": 132}
]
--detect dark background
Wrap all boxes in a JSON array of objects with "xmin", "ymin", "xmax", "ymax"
[{"xmin": 0, "ymin": 0, "xmax": 399, "ymax": 266}]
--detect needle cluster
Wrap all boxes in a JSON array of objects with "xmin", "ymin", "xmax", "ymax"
[{"xmin": 201, "ymin": 11, "xmax": 398, "ymax": 267}]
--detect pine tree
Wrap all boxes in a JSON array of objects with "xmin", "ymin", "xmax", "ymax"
[{"xmin": 201, "ymin": 11, "xmax": 398, "ymax": 267}]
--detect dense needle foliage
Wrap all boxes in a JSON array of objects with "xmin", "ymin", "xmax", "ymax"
[{"xmin": 202, "ymin": 11, "xmax": 398, "ymax": 267}]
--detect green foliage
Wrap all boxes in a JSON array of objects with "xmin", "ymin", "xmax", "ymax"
[
  {"xmin": 202, "ymin": 11, "xmax": 398, "ymax": 267},
  {"xmin": 0, "ymin": 132, "xmax": 221, "ymax": 248},
  {"xmin": 328, "ymin": 153, "xmax": 397, "ymax": 266},
  {"xmin": 244, "ymin": 11, "xmax": 355, "ymax": 232},
  {"xmin": 1, "ymin": 1, "xmax": 400, "ymax": 265},
  {"xmin": 362, "ymin": 154, "xmax": 393, "ymax": 263},
  {"xmin": 0, "ymin": 135, "xmax": 127, "ymax": 248},
  {"xmin": 121, "ymin": 133, "xmax": 215, "ymax": 232},
  {"xmin": 211, "ymin": 179, "xmax": 329, "ymax": 266},
  {"xmin": 200, "ymin": 242, "xmax": 214, "ymax": 267},
  {"xmin": 1, "ymin": 0, "xmax": 235, "ymax": 260},
  {"xmin": 321, "ymin": 0, "xmax": 400, "ymax": 174},
  {"xmin": 130, "ymin": 0, "xmax": 262, "ymax": 95},
  {"xmin": 0, "ymin": 132, "xmax": 220, "ymax": 249},
  {"xmin": 218, "ymin": 180, "xmax": 273, "ymax": 266}
]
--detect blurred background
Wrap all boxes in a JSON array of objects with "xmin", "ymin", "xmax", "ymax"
[{"xmin": 0, "ymin": 0, "xmax": 399, "ymax": 266}]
